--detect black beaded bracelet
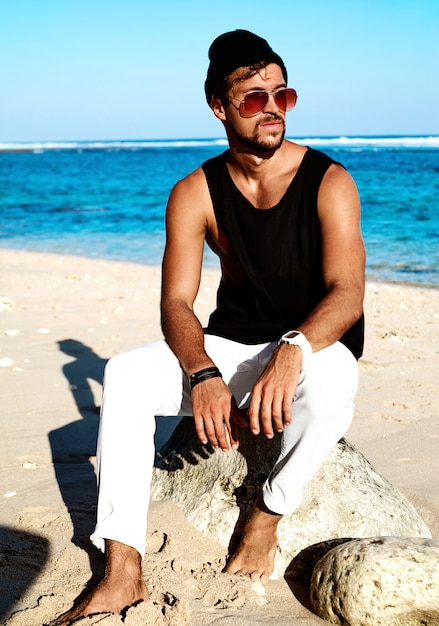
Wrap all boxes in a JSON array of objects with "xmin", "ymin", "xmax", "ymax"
[{"xmin": 189, "ymin": 366, "xmax": 222, "ymax": 390}]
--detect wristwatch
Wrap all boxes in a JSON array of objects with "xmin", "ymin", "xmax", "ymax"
[{"xmin": 278, "ymin": 330, "xmax": 312, "ymax": 361}]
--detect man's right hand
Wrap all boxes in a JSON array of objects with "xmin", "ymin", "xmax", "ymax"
[{"xmin": 191, "ymin": 377, "xmax": 247, "ymax": 451}]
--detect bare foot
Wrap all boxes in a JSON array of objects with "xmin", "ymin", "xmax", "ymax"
[
  {"xmin": 225, "ymin": 496, "xmax": 282, "ymax": 584},
  {"xmin": 51, "ymin": 540, "xmax": 149, "ymax": 625}
]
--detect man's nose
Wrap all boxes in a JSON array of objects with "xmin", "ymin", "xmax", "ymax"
[{"xmin": 263, "ymin": 92, "xmax": 281, "ymax": 114}]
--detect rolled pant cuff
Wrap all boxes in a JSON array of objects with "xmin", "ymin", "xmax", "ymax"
[
  {"xmin": 262, "ymin": 486, "xmax": 303, "ymax": 516},
  {"xmin": 90, "ymin": 526, "xmax": 145, "ymax": 558}
]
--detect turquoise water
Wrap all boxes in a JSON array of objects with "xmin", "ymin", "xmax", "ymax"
[{"xmin": 1, "ymin": 136, "xmax": 438, "ymax": 286}]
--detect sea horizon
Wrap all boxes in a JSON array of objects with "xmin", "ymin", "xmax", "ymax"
[
  {"xmin": 1, "ymin": 134, "xmax": 439, "ymax": 152},
  {"xmin": 1, "ymin": 135, "xmax": 438, "ymax": 287}
]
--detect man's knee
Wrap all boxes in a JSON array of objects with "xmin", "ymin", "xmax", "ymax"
[
  {"xmin": 301, "ymin": 344, "xmax": 358, "ymax": 399},
  {"xmin": 103, "ymin": 351, "xmax": 131, "ymax": 385},
  {"xmin": 103, "ymin": 342, "xmax": 168, "ymax": 386}
]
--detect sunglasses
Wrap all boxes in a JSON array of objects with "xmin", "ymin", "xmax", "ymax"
[{"xmin": 229, "ymin": 87, "xmax": 298, "ymax": 118}]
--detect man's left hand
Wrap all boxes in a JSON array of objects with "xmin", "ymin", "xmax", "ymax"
[{"xmin": 247, "ymin": 344, "xmax": 302, "ymax": 438}]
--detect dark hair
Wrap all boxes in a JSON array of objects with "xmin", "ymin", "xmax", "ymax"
[
  {"xmin": 205, "ymin": 30, "xmax": 287, "ymax": 104},
  {"xmin": 211, "ymin": 61, "xmax": 271, "ymax": 106}
]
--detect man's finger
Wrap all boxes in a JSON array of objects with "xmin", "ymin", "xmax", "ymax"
[
  {"xmin": 215, "ymin": 423, "xmax": 230, "ymax": 452},
  {"xmin": 194, "ymin": 413, "xmax": 219, "ymax": 448},
  {"xmin": 247, "ymin": 393, "xmax": 261, "ymax": 435},
  {"xmin": 270, "ymin": 393, "xmax": 285, "ymax": 433},
  {"xmin": 209, "ymin": 404, "xmax": 230, "ymax": 451},
  {"xmin": 228, "ymin": 418, "xmax": 240, "ymax": 450},
  {"xmin": 258, "ymin": 389, "xmax": 276, "ymax": 439},
  {"xmin": 228, "ymin": 400, "xmax": 246, "ymax": 449},
  {"xmin": 193, "ymin": 413, "xmax": 208, "ymax": 445},
  {"xmin": 282, "ymin": 395, "xmax": 294, "ymax": 425}
]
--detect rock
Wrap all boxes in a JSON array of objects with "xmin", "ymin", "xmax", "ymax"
[
  {"xmin": 151, "ymin": 417, "xmax": 431, "ymax": 576},
  {"xmin": 310, "ymin": 536, "xmax": 439, "ymax": 625}
]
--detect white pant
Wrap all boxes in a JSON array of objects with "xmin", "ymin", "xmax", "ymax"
[{"xmin": 90, "ymin": 335, "xmax": 358, "ymax": 557}]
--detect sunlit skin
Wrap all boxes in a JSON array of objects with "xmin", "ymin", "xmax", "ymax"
[
  {"xmin": 51, "ymin": 541, "xmax": 148, "ymax": 625},
  {"xmin": 217, "ymin": 64, "xmax": 287, "ymax": 156},
  {"xmin": 53, "ymin": 61, "xmax": 365, "ymax": 623},
  {"xmin": 163, "ymin": 62, "xmax": 364, "ymax": 583}
]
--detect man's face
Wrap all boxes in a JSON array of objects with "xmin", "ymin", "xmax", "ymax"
[{"xmin": 224, "ymin": 63, "xmax": 287, "ymax": 155}]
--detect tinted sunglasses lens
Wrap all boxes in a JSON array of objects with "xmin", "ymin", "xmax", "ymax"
[
  {"xmin": 240, "ymin": 89, "xmax": 297, "ymax": 117},
  {"xmin": 241, "ymin": 92, "xmax": 269, "ymax": 117},
  {"xmin": 274, "ymin": 89, "xmax": 297, "ymax": 111}
]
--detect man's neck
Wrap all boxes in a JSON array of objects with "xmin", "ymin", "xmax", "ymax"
[
  {"xmin": 227, "ymin": 139, "xmax": 289, "ymax": 178},
  {"xmin": 224, "ymin": 140, "xmax": 306, "ymax": 210}
]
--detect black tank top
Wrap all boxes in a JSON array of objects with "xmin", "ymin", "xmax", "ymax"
[{"xmin": 202, "ymin": 147, "xmax": 364, "ymax": 359}]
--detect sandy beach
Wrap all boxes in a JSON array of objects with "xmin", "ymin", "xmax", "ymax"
[{"xmin": 1, "ymin": 248, "xmax": 438, "ymax": 625}]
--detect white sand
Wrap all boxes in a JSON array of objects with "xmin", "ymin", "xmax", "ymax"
[{"xmin": 1, "ymin": 249, "xmax": 438, "ymax": 625}]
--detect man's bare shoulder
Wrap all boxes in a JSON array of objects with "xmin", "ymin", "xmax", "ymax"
[
  {"xmin": 283, "ymin": 139, "xmax": 308, "ymax": 160},
  {"xmin": 271, "ymin": 140, "xmax": 308, "ymax": 179},
  {"xmin": 317, "ymin": 160, "xmax": 361, "ymax": 233},
  {"xmin": 166, "ymin": 165, "xmax": 214, "ymax": 232},
  {"xmin": 170, "ymin": 166, "xmax": 209, "ymax": 203},
  {"xmin": 321, "ymin": 160, "xmax": 357, "ymax": 188},
  {"xmin": 316, "ymin": 159, "xmax": 359, "ymax": 208}
]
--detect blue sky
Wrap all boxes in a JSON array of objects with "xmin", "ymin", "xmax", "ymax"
[{"xmin": 1, "ymin": 0, "xmax": 438, "ymax": 141}]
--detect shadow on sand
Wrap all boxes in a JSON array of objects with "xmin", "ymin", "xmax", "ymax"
[
  {"xmin": 284, "ymin": 538, "xmax": 355, "ymax": 612},
  {"xmin": 154, "ymin": 416, "xmax": 358, "ymax": 618},
  {"xmin": 49, "ymin": 340, "xmax": 104, "ymax": 548},
  {"xmin": 0, "ymin": 525, "xmax": 50, "ymax": 620},
  {"xmin": 47, "ymin": 339, "xmax": 107, "ymax": 598},
  {"xmin": 48, "ymin": 343, "xmax": 350, "ymax": 619},
  {"xmin": 49, "ymin": 339, "xmax": 179, "ymax": 604}
]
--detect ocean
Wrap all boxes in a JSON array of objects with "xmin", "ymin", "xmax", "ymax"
[{"xmin": 1, "ymin": 136, "xmax": 438, "ymax": 286}]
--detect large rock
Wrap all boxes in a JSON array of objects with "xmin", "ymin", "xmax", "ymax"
[
  {"xmin": 310, "ymin": 536, "xmax": 439, "ymax": 625},
  {"xmin": 151, "ymin": 417, "xmax": 431, "ymax": 575}
]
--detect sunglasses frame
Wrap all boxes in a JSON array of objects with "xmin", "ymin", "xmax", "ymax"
[{"xmin": 229, "ymin": 87, "xmax": 298, "ymax": 118}]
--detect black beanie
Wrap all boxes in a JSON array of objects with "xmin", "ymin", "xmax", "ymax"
[{"xmin": 204, "ymin": 29, "xmax": 288, "ymax": 103}]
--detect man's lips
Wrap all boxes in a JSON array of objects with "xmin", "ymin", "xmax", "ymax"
[
  {"xmin": 259, "ymin": 117, "xmax": 284, "ymax": 130},
  {"xmin": 258, "ymin": 114, "xmax": 284, "ymax": 126}
]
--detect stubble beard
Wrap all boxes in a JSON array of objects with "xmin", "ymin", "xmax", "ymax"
[{"xmin": 229, "ymin": 115, "xmax": 286, "ymax": 155}]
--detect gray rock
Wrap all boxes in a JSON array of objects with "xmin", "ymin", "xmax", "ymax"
[
  {"xmin": 151, "ymin": 417, "xmax": 431, "ymax": 575},
  {"xmin": 310, "ymin": 536, "xmax": 439, "ymax": 625}
]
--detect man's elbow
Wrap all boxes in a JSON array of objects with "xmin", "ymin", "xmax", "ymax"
[
  {"xmin": 329, "ymin": 277, "xmax": 365, "ymax": 325},
  {"xmin": 350, "ymin": 280, "xmax": 365, "ymax": 323}
]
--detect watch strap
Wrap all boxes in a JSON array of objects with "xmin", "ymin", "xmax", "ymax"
[{"xmin": 278, "ymin": 330, "xmax": 312, "ymax": 361}]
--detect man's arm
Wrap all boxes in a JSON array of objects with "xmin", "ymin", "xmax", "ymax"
[
  {"xmin": 161, "ymin": 168, "xmax": 243, "ymax": 451},
  {"xmin": 248, "ymin": 163, "xmax": 365, "ymax": 438},
  {"xmin": 296, "ymin": 164, "xmax": 365, "ymax": 346},
  {"xmin": 161, "ymin": 169, "xmax": 211, "ymax": 375}
]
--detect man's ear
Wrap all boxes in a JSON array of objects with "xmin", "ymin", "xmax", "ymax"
[{"xmin": 211, "ymin": 96, "xmax": 227, "ymax": 121}]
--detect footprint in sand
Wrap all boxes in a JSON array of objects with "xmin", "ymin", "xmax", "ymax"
[{"xmin": 146, "ymin": 530, "xmax": 169, "ymax": 554}]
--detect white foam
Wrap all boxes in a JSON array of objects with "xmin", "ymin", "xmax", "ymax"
[
  {"xmin": 0, "ymin": 139, "xmax": 229, "ymax": 152},
  {"xmin": 0, "ymin": 136, "xmax": 438, "ymax": 152},
  {"xmin": 293, "ymin": 135, "xmax": 439, "ymax": 148}
]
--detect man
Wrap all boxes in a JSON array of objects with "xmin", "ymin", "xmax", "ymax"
[{"xmin": 56, "ymin": 29, "xmax": 365, "ymax": 624}]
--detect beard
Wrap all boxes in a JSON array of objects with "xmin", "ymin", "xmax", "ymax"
[{"xmin": 228, "ymin": 114, "xmax": 286, "ymax": 155}]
